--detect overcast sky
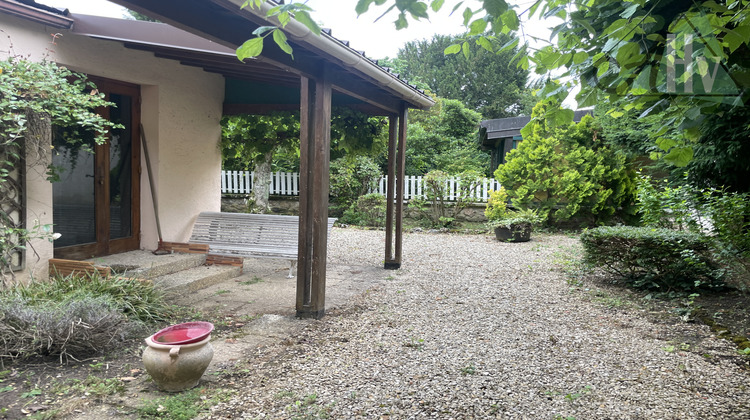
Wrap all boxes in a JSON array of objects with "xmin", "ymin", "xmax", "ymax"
[{"xmin": 39, "ymin": 0, "xmax": 543, "ymax": 59}]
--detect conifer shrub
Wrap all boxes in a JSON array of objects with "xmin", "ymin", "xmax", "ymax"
[
  {"xmin": 580, "ymin": 226, "xmax": 724, "ymax": 292},
  {"xmin": 494, "ymin": 101, "xmax": 636, "ymax": 225},
  {"xmin": 484, "ymin": 188, "xmax": 508, "ymax": 221}
]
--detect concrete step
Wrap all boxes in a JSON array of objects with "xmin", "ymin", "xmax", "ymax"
[
  {"xmin": 152, "ymin": 264, "xmax": 243, "ymax": 295},
  {"xmin": 88, "ymin": 250, "xmax": 206, "ymax": 279}
]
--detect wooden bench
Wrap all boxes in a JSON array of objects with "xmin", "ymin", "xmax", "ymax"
[{"xmin": 189, "ymin": 212, "xmax": 336, "ymax": 278}]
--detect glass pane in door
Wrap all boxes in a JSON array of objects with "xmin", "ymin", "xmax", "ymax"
[
  {"xmin": 52, "ymin": 130, "xmax": 97, "ymax": 248},
  {"xmin": 108, "ymin": 94, "xmax": 133, "ymax": 240}
]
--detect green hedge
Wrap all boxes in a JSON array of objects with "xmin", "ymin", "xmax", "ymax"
[{"xmin": 580, "ymin": 226, "xmax": 724, "ymax": 291}]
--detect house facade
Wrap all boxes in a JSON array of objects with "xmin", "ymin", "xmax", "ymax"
[{"xmin": 2, "ymin": 4, "xmax": 227, "ymax": 282}]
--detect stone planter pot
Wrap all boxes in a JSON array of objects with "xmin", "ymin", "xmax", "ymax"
[
  {"xmin": 143, "ymin": 335, "xmax": 214, "ymax": 392},
  {"xmin": 494, "ymin": 224, "xmax": 531, "ymax": 242}
]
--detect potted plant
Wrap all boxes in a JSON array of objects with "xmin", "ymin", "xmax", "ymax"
[
  {"xmin": 485, "ymin": 189, "xmax": 544, "ymax": 242},
  {"xmin": 488, "ymin": 208, "xmax": 544, "ymax": 242}
]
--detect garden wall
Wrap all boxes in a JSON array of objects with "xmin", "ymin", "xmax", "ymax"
[{"xmin": 221, "ymin": 197, "xmax": 488, "ymax": 223}]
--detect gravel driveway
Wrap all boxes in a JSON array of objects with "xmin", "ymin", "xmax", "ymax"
[{"xmin": 207, "ymin": 228, "xmax": 750, "ymax": 419}]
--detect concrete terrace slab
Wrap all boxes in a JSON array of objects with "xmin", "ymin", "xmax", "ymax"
[{"xmin": 86, "ymin": 250, "xmax": 206, "ymax": 279}]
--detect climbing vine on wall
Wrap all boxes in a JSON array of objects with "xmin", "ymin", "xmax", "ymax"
[{"xmin": 0, "ymin": 53, "xmax": 116, "ymax": 283}]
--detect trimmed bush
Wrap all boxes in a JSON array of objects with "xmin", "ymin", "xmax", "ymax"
[
  {"xmin": 580, "ymin": 226, "xmax": 724, "ymax": 291},
  {"xmin": 356, "ymin": 193, "xmax": 387, "ymax": 227},
  {"xmin": 0, "ymin": 295, "xmax": 140, "ymax": 361}
]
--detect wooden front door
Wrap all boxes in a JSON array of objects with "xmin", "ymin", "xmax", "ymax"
[{"xmin": 52, "ymin": 77, "xmax": 141, "ymax": 260}]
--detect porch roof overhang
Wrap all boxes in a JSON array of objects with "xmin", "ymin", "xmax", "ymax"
[
  {"xmin": 91, "ymin": 0, "xmax": 434, "ymax": 116},
  {"xmin": 0, "ymin": 0, "xmax": 72, "ymax": 28}
]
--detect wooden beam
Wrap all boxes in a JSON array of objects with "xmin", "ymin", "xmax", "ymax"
[
  {"xmin": 384, "ymin": 115, "xmax": 398, "ymax": 269},
  {"xmin": 297, "ymin": 76, "xmax": 313, "ymax": 312},
  {"xmin": 329, "ymin": 70, "xmax": 401, "ymax": 115},
  {"xmin": 394, "ymin": 104, "xmax": 408, "ymax": 267},
  {"xmin": 223, "ymin": 103, "xmax": 300, "ymax": 115},
  {"xmin": 296, "ymin": 67, "xmax": 332, "ymax": 319}
]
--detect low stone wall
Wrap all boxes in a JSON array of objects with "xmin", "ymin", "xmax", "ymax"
[
  {"xmin": 221, "ymin": 196, "xmax": 487, "ymax": 222},
  {"xmin": 221, "ymin": 196, "xmax": 300, "ymax": 214}
]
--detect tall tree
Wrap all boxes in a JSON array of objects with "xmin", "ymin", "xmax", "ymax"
[
  {"xmin": 221, "ymin": 113, "xmax": 299, "ymax": 213},
  {"xmin": 393, "ymin": 33, "xmax": 531, "ymax": 119},
  {"xmin": 221, "ymin": 108, "xmax": 387, "ymax": 212},
  {"xmin": 403, "ymin": 97, "xmax": 488, "ymax": 175}
]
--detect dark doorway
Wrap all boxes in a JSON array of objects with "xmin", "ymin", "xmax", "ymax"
[{"xmin": 52, "ymin": 77, "xmax": 141, "ymax": 259}]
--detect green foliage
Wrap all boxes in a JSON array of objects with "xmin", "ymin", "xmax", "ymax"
[
  {"xmin": 349, "ymin": 0, "xmax": 750, "ymax": 167},
  {"xmin": 636, "ymin": 175, "xmax": 750, "ymax": 290},
  {"xmin": 137, "ymin": 387, "xmax": 229, "ymax": 420},
  {"xmin": 394, "ymin": 33, "xmax": 531, "ymax": 118},
  {"xmin": 495, "ymin": 101, "xmax": 636, "ymax": 225},
  {"xmin": 701, "ymin": 190, "xmax": 750, "ymax": 278},
  {"xmin": 687, "ymin": 105, "xmax": 750, "ymax": 193},
  {"xmin": 356, "ymin": 193, "xmax": 387, "ymax": 227},
  {"xmin": 221, "ymin": 109, "xmax": 386, "ymax": 172},
  {"xmin": 635, "ymin": 175, "xmax": 699, "ymax": 231},
  {"xmin": 488, "ymin": 208, "xmax": 545, "ymax": 230},
  {"xmin": 405, "ymin": 97, "xmax": 488, "ymax": 176},
  {"xmin": 0, "ymin": 57, "xmax": 116, "ymax": 151},
  {"xmin": 410, "ymin": 170, "xmax": 482, "ymax": 228},
  {"xmin": 329, "ymin": 155, "xmax": 381, "ymax": 215},
  {"xmin": 244, "ymin": 1, "xmax": 750, "ymax": 169},
  {"xmin": 580, "ymin": 226, "xmax": 723, "ymax": 292},
  {"xmin": 237, "ymin": 1, "xmax": 320, "ymax": 60},
  {"xmin": 595, "ymin": 98, "xmax": 688, "ymax": 168},
  {"xmin": 0, "ymin": 270, "xmax": 169, "ymax": 360},
  {"xmin": 61, "ymin": 375, "xmax": 126, "ymax": 399},
  {"xmin": 125, "ymin": 9, "xmax": 159, "ymax": 22},
  {"xmin": 484, "ymin": 188, "xmax": 508, "ymax": 221},
  {"xmin": 220, "ymin": 113, "xmax": 300, "ymax": 171},
  {"xmin": 330, "ymin": 108, "xmax": 388, "ymax": 160}
]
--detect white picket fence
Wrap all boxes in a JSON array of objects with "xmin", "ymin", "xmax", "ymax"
[{"xmin": 220, "ymin": 170, "xmax": 502, "ymax": 202}]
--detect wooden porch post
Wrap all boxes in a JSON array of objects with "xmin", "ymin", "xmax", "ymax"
[
  {"xmin": 384, "ymin": 115, "xmax": 398, "ymax": 268},
  {"xmin": 385, "ymin": 104, "xmax": 408, "ymax": 269},
  {"xmin": 296, "ymin": 69, "xmax": 332, "ymax": 319}
]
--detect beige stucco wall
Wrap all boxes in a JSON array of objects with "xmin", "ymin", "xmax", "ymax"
[
  {"xmin": 1, "ymin": 13, "xmax": 224, "ymax": 282},
  {"xmin": 22, "ymin": 148, "xmax": 54, "ymax": 283}
]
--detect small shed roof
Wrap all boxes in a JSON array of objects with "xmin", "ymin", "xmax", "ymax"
[{"xmin": 479, "ymin": 110, "xmax": 593, "ymax": 147}]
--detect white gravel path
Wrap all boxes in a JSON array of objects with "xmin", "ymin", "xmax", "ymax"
[{"xmin": 207, "ymin": 228, "xmax": 750, "ymax": 419}]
